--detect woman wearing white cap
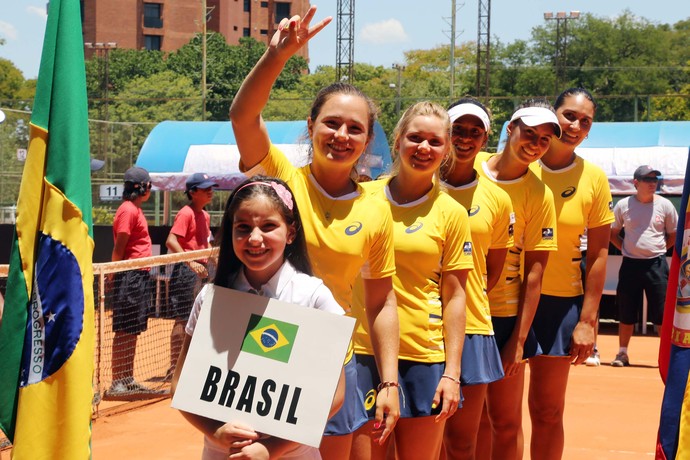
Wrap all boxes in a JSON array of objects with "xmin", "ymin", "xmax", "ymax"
[
  {"xmin": 527, "ymin": 88, "xmax": 613, "ymax": 460},
  {"xmin": 471, "ymin": 100, "xmax": 560, "ymax": 460},
  {"xmin": 440, "ymin": 98, "xmax": 514, "ymax": 459}
]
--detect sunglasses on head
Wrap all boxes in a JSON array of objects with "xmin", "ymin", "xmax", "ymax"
[{"xmin": 639, "ymin": 177, "xmax": 659, "ymax": 183}]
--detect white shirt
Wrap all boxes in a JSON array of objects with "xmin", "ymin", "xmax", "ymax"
[
  {"xmin": 612, "ymin": 195, "xmax": 678, "ymax": 259},
  {"xmin": 186, "ymin": 261, "xmax": 343, "ymax": 336}
]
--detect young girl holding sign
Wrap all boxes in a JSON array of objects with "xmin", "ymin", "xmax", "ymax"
[{"xmin": 172, "ymin": 176, "xmax": 345, "ymax": 460}]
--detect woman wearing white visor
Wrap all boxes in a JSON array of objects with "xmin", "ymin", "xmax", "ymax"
[{"xmin": 471, "ymin": 100, "xmax": 561, "ymax": 460}]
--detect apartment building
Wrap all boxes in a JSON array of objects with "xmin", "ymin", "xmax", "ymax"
[{"xmin": 81, "ymin": 0, "xmax": 310, "ymax": 59}]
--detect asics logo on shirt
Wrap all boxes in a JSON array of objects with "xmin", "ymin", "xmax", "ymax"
[
  {"xmin": 561, "ymin": 186, "xmax": 576, "ymax": 198},
  {"xmin": 345, "ymin": 221, "xmax": 364, "ymax": 235},
  {"xmin": 542, "ymin": 228, "xmax": 555, "ymax": 240},
  {"xmin": 468, "ymin": 205, "xmax": 481, "ymax": 216},
  {"xmin": 405, "ymin": 222, "xmax": 424, "ymax": 234}
]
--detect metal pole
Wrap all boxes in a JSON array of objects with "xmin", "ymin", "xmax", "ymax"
[
  {"xmin": 555, "ymin": 18, "xmax": 561, "ymax": 95},
  {"xmin": 393, "ymin": 64, "xmax": 404, "ymax": 116},
  {"xmin": 103, "ymin": 48, "xmax": 110, "ymax": 166},
  {"xmin": 449, "ymin": 0, "xmax": 456, "ymax": 99},
  {"xmin": 201, "ymin": 0, "xmax": 207, "ymax": 120}
]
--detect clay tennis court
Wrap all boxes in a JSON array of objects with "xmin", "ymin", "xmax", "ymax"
[{"xmin": 85, "ymin": 323, "xmax": 664, "ymax": 460}]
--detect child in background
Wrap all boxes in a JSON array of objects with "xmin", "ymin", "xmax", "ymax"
[
  {"xmin": 165, "ymin": 172, "xmax": 218, "ymax": 380},
  {"xmin": 107, "ymin": 166, "xmax": 162, "ymax": 398},
  {"xmin": 172, "ymin": 176, "xmax": 346, "ymax": 460}
]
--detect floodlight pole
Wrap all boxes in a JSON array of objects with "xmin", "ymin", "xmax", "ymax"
[
  {"xmin": 392, "ymin": 63, "xmax": 406, "ymax": 116},
  {"xmin": 85, "ymin": 41, "xmax": 118, "ymax": 170},
  {"xmin": 543, "ymin": 11, "xmax": 580, "ymax": 95}
]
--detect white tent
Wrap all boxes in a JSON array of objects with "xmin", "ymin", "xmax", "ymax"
[{"xmin": 136, "ymin": 120, "xmax": 392, "ymax": 191}]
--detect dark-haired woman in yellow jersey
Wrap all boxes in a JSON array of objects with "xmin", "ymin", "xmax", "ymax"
[{"xmin": 528, "ymin": 88, "xmax": 613, "ymax": 460}]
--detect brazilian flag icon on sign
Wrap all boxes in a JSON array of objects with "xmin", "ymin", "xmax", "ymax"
[{"xmin": 241, "ymin": 314, "xmax": 299, "ymax": 363}]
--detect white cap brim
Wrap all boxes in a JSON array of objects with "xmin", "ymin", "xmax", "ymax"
[
  {"xmin": 0, "ymin": 109, "xmax": 5, "ymax": 124},
  {"xmin": 448, "ymin": 103, "xmax": 491, "ymax": 132},
  {"xmin": 509, "ymin": 107, "xmax": 562, "ymax": 138}
]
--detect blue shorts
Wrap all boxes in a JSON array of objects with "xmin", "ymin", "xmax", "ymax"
[
  {"xmin": 492, "ymin": 316, "xmax": 542, "ymax": 359},
  {"xmin": 532, "ymin": 295, "xmax": 582, "ymax": 356},
  {"xmin": 356, "ymin": 354, "xmax": 462, "ymax": 419},
  {"xmin": 323, "ymin": 355, "xmax": 368, "ymax": 436},
  {"xmin": 461, "ymin": 334, "xmax": 504, "ymax": 386}
]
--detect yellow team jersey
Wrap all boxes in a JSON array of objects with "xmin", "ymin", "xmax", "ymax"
[
  {"xmin": 352, "ymin": 178, "xmax": 475, "ymax": 363},
  {"xmin": 475, "ymin": 152, "xmax": 558, "ymax": 317},
  {"xmin": 531, "ymin": 156, "xmax": 614, "ymax": 296},
  {"xmin": 444, "ymin": 173, "xmax": 515, "ymax": 334},
  {"xmin": 252, "ymin": 145, "xmax": 396, "ymax": 313}
]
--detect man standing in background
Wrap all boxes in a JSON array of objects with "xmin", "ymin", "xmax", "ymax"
[{"xmin": 610, "ymin": 165, "xmax": 678, "ymax": 367}]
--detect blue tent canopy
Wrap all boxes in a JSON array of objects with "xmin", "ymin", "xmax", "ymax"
[
  {"xmin": 497, "ymin": 121, "xmax": 690, "ymax": 195},
  {"xmin": 136, "ymin": 120, "xmax": 392, "ymax": 190}
]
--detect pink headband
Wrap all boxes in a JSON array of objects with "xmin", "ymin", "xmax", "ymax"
[{"xmin": 235, "ymin": 181, "xmax": 294, "ymax": 211}]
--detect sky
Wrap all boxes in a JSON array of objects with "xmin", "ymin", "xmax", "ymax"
[{"xmin": 0, "ymin": 0, "xmax": 686, "ymax": 80}]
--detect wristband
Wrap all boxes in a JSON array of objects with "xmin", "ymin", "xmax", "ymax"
[
  {"xmin": 441, "ymin": 374, "xmax": 461, "ymax": 385},
  {"xmin": 376, "ymin": 381, "xmax": 399, "ymax": 392},
  {"xmin": 376, "ymin": 381, "xmax": 405, "ymax": 408}
]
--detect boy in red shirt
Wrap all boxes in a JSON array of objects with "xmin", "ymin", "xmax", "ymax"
[{"xmin": 165, "ymin": 173, "xmax": 217, "ymax": 379}]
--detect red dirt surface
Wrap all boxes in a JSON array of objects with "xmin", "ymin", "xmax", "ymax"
[{"xmin": 2, "ymin": 327, "xmax": 664, "ymax": 459}]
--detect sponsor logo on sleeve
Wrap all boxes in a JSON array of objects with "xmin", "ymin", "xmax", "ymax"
[{"xmin": 542, "ymin": 227, "xmax": 554, "ymax": 240}]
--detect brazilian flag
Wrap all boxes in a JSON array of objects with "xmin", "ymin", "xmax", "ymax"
[
  {"xmin": 0, "ymin": 0, "xmax": 95, "ymax": 458},
  {"xmin": 241, "ymin": 314, "xmax": 299, "ymax": 363}
]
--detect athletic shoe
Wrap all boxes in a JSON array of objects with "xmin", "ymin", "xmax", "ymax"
[
  {"xmin": 104, "ymin": 377, "xmax": 165, "ymax": 400},
  {"xmin": 611, "ymin": 352, "xmax": 630, "ymax": 367},
  {"xmin": 585, "ymin": 351, "xmax": 600, "ymax": 367}
]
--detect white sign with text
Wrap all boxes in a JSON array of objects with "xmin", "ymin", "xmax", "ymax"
[
  {"xmin": 171, "ymin": 286, "xmax": 354, "ymax": 447},
  {"xmin": 99, "ymin": 184, "xmax": 122, "ymax": 201}
]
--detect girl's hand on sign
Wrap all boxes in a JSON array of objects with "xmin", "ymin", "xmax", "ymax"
[
  {"xmin": 229, "ymin": 441, "xmax": 269, "ymax": 460},
  {"xmin": 213, "ymin": 421, "xmax": 259, "ymax": 449}
]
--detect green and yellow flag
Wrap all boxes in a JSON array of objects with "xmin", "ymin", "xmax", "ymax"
[
  {"xmin": 0, "ymin": 0, "xmax": 95, "ymax": 458},
  {"xmin": 242, "ymin": 314, "xmax": 299, "ymax": 363}
]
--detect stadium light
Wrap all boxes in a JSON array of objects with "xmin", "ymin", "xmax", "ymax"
[{"xmin": 543, "ymin": 11, "xmax": 581, "ymax": 95}]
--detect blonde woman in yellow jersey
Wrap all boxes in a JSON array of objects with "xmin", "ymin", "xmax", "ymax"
[
  {"xmin": 473, "ymin": 100, "xmax": 561, "ymax": 460},
  {"xmin": 440, "ymin": 98, "xmax": 514, "ymax": 459},
  {"xmin": 229, "ymin": 7, "xmax": 400, "ymax": 459},
  {"xmin": 528, "ymin": 88, "xmax": 613, "ymax": 460},
  {"xmin": 350, "ymin": 102, "xmax": 474, "ymax": 460}
]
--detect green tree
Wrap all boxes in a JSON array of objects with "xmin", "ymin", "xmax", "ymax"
[
  {"xmin": 522, "ymin": 11, "xmax": 678, "ymax": 120},
  {"xmin": 106, "ymin": 70, "xmax": 202, "ymax": 172},
  {"xmin": 85, "ymin": 48, "xmax": 166, "ymax": 98},
  {"xmin": 0, "ymin": 58, "xmax": 25, "ymax": 99},
  {"xmin": 167, "ymin": 34, "xmax": 308, "ymax": 121}
]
